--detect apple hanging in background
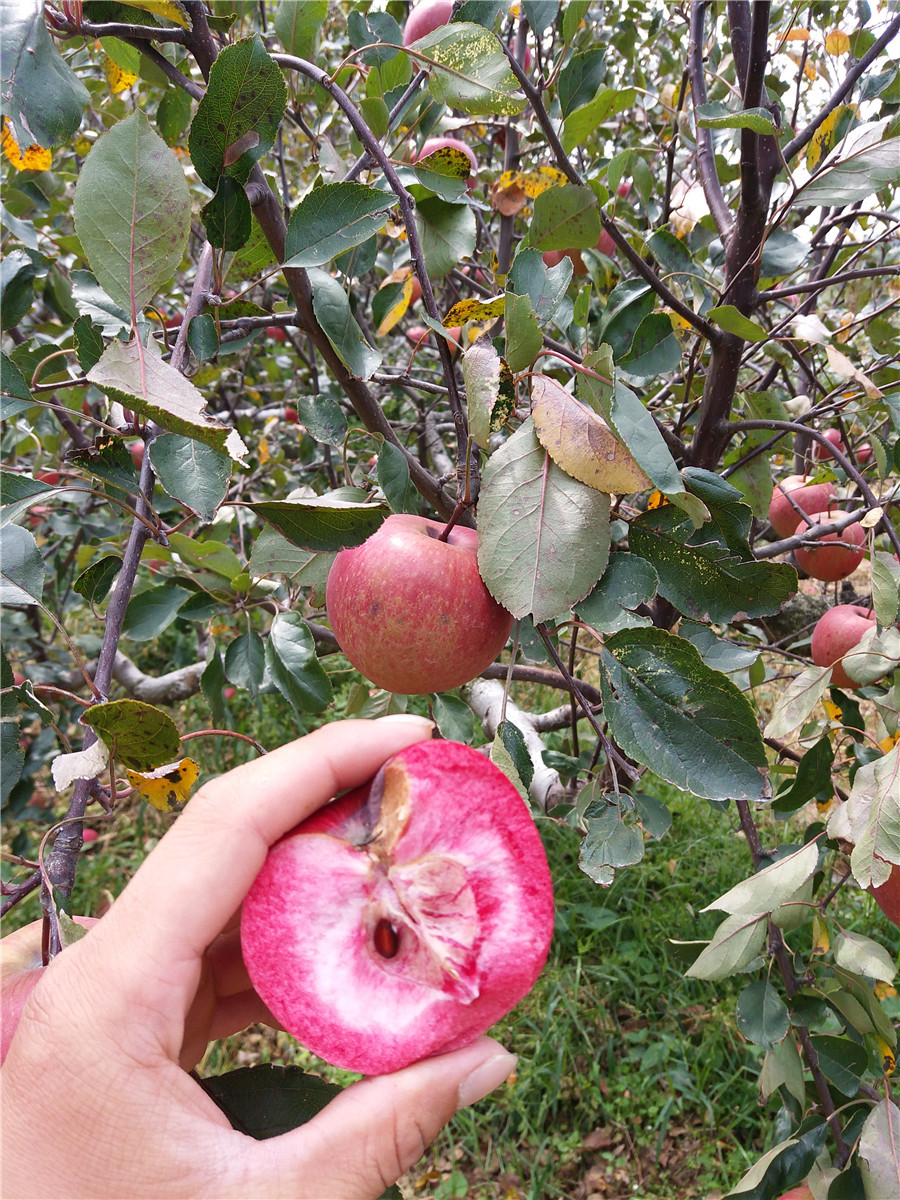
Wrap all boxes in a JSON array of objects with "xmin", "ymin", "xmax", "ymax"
[
  {"xmin": 325, "ymin": 514, "xmax": 513, "ymax": 695},
  {"xmin": 792, "ymin": 509, "xmax": 866, "ymax": 582},
  {"xmin": 871, "ymin": 864, "xmax": 900, "ymax": 928},
  {"xmin": 810, "ymin": 604, "xmax": 879, "ymax": 689},
  {"xmin": 768, "ymin": 474, "xmax": 836, "ymax": 539},
  {"xmin": 813, "ymin": 428, "xmax": 845, "ymax": 460},
  {"xmin": 241, "ymin": 739, "xmax": 554, "ymax": 1075},
  {"xmin": 128, "ymin": 440, "xmax": 145, "ymax": 469},
  {"xmin": 402, "ymin": 0, "xmax": 453, "ymax": 45},
  {"xmin": 542, "ymin": 230, "xmax": 617, "ymax": 275}
]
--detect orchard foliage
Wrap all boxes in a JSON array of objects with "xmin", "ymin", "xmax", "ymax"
[{"xmin": 2, "ymin": 1, "xmax": 900, "ymax": 1194}]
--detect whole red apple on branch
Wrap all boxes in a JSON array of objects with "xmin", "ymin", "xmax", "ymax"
[
  {"xmin": 241, "ymin": 739, "xmax": 554, "ymax": 1074},
  {"xmin": 326, "ymin": 514, "xmax": 513, "ymax": 694},
  {"xmin": 810, "ymin": 604, "xmax": 880, "ymax": 690},
  {"xmin": 791, "ymin": 509, "xmax": 866, "ymax": 582},
  {"xmin": 768, "ymin": 474, "xmax": 836, "ymax": 539}
]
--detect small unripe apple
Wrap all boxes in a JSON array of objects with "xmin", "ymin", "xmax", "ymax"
[
  {"xmin": 1, "ymin": 916, "xmax": 98, "ymax": 1065},
  {"xmin": 128, "ymin": 440, "xmax": 145, "ymax": 468},
  {"xmin": 325, "ymin": 513, "xmax": 513, "ymax": 694},
  {"xmin": 241, "ymin": 739, "xmax": 554, "ymax": 1074},
  {"xmin": 224, "ymin": 686, "xmax": 237, "ymax": 701},
  {"xmin": 414, "ymin": 136, "xmax": 478, "ymax": 190},
  {"xmin": 792, "ymin": 509, "xmax": 865, "ymax": 582},
  {"xmin": 811, "ymin": 604, "xmax": 879, "ymax": 689},
  {"xmin": 284, "ymin": 407, "xmax": 299, "ymax": 424},
  {"xmin": 402, "ymin": 0, "xmax": 452, "ymax": 45},
  {"xmin": 768, "ymin": 475, "xmax": 837, "ymax": 539},
  {"xmin": 813, "ymin": 428, "xmax": 845, "ymax": 460}
]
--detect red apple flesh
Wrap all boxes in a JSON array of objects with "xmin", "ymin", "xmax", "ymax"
[
  {"xmin": 811, "ymin": 604, "xmax": 879, "ymax": 690},
  {"xmin": 792, "ymin": 509, "xmax": 865, "ymax": 582},
  {"xmin": 403, "ymin": 0, "xmax": 453, "ymax": 45},
  {"xmin": 1, "ymin": 917, "xmax": 98, "ymax": 1065},
  {"xmin": 326, "ymin": 514, "xmax": 512, "ymax": 694},
  {"xmin": 768, "ymin": 474, "xmax": 836, "ymax": 539},
  {"xmin": 240, "ymin": 739, "xmax": 554, "ymax": 1075}
]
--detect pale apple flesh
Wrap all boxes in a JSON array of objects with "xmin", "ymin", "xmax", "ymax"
[
  {"xmin": 325, "ymin": 514, "xmax": 513, "ymax": 695},
  {"xmin": 241, "ymin": 741, "xmax": 555, "ymax": 1075}
]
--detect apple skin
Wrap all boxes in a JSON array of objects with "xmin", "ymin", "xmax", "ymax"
[
  {"xmin": 414, "ymin": 136, "xmax": 478, "ymax": 190},
  {"xmin": 871, "ymin": 865, "xmax": 900, "ymax": 927},
  {"xmin": 267, "ymin": 325, "xmax": 288, "ymax": 342},
  {"xmin": 1, "ymin": 917, "xmax": 98, "ymax": 1065},
  {"xmin": 775, "ymin": 1188, "xmax": 814, "ymax": 1200},
  {"xmin": 811, "ymin": 604, "xmax": 878, "ymax": 689},
  {"xmin": 813, "ymin": 428, "xmax": 845, "ymax": 460},
  {"xmin": 406, "ymin": 324, "xmax": 462, "ymax": 349},
  {"xmin": 36, "ymin": 469, "xmax": 60, "ymax": 486},
  {"xmin": 792, "ymin": 509, "xmax": 865, "ymax": 582},
  {"xmin": 128, "ymin": 440, "xmax": 145, "ymax": 469},
  {"xmin": 769, "ymin": 475, "xmax": 837, "ymax": 539},
  {"xmin": 240, "ymin": 739, "xmax": 554, "ymax": 1075},
  {"xmin": 403, "ymin": 0, "xmax": 452, "ymax": 45},
  {"xmin": 542, "ymin": 230, "xmax": 617, "ymax": 275},
  {"xmin": 325, "ymin": 514, "xmax": 513, "ymax": 694}
]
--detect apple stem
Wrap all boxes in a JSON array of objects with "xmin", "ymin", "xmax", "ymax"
[{"xmin": 437, "ymin": 502, "xmax": 469, "ymax": 542}]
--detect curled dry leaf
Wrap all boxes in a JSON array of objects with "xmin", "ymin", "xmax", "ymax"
[{"xmin": 531, "ymin": 373, "xmax": 651, "ymax": 494}]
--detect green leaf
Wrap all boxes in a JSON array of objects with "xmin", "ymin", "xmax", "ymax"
[
  {"xmin": 0, "ymin": 522, "xmax": 44, "ymax": 605},
  {"xmin": 629, "ymin": 504, "xmax": 797, "ymax": 622},
  {"xmin": 410, "ymin": 22, "xmax": 526, "ymax": 117},
  {"xmin": 156, "ymin": 86, "xmax": 193, "ymax": 147},
  {"xmin": 82, "ymin": 698, "xmax": 181, "ymax": 770},
  {"xmin": 1, "ymin": 350, "xmax": 32, "ymax": 418},
  {"xmin": 68, "ymin": 436, "xmax": 138, "ymax": 496},
  {"xmin": 73, "ymin": 315, "xmax": 104, "ymax": 373},
  {"xmin": 283, "ymin": 184, "xmax": 395, "ymax": 269},
  {"xmin": 807, "ymin": 1034, "xmax": 867, "ymax": 1097},
  {"xmin": 736, "ymin": 981, "xmax": 790, "ymax": 1050},
  {"xmin": 308, "ymin": 268, "xmax": 381, "ymax": 381},
  {"xmin": 166, "ymin": 532, "xmax": 243, "ymax": 582},
  {"xmin": 415, "ymin": 197, "xmax": 477, "ymax": 279},
  {"xmin": 704, "ymin": 843, "xmax": 819, "ymax": 916},
  {"xmin": 521, "ymin": 183, "xmax": 600, "ymax": 252},
  {"xmin": 292, "ymin": 395, "xmax": 347, "ymax": 447},
  {"xmin": 73, "ymin": 555, "xmax": 122, "ymax": 606},
  {"xmin": 377, "ymin": 441, "xmax": 418, "ymax": 515},
  {"xmin": 477, "ymin": 418, "xmax": 611, "ymax": 623},
  {"xmin": 251, "ymin": 498, "xmax": 388, "ymax": 552},
  {"xmin": 765, "ymin": 665, "xmax": 832, "ymax": 740},
  {"xmin": 619, "ymin": 312, "xmax": 682, "ymax": 380},
  {"xmin": 73, "ymin": 111, "xmax": 191, "ymax": 317},
  {"xmin": 88, "ymin": 338, "xmax": 247, "ymax": 460},
  {"xmin": 597, "ymin": 280, "xmax": 655, "ymax": 360},
  {"xmin": 225, "ymin": 631, "xmax": 265, "ymax": 697},
  {"xmin": 504, "ymin": 292, "xmax": 542, "ymax": 373},
  {"xmin": 599, "ymin": 627, "xmax": 770, "ymax": 802},
  {"xmin": 678, "ymin": 621, "xmax": 759, "ymax": 675},
  {"xmin": 0, "ymin": 250, "xmax": 35, "ymax": 330},
  {"xmin": 833, "ymin": 929, "xmax": 897, "ymax": 984},
  {"xmin": 507, "ymin": 247, "xmax": 572, "ymax": 324},
  {"xmin": 773, "ymin": 736, "xmax": 834, "ymax": 814},
  {"xmin": 201, "ymin": 176, "xmax": 252, "ymax": 251},
  {"xmin": 201, "ymin": 642, "xmax": 227, "ymax": 729},
  {"xmin": 187, "ymin": 314, "xmax": 219, "ymax": 363},
  {"xmin": 579, "ymin": 798, "xmax": 645, "ymax": 885},
  {"xmin": 266, "ymin": 612, "xmax": 332, "ymax": 714},
  {"xmin": 122, "ymin": 584, "xmax": 191, "ymax": 640},
  {"xmin": 188, "ymin": 35, "xmax": 287, "ymax": 190},
  {"xmin": 70, "ymin": 270, "xmax": 131, "ymax": 337},
  {"xmin": 802, "ymin": 135, "xmax": 900, "ymax": 206},
  {"xmin": 687, "ymin": 912, "xmax": 767, "ymax": 981},
  {"xmin": 0, "ymin": 0, "xmax": 89, "ymax": 146},
  {"xmin": 274, "ymin": 0, "xmax": 327, "ymax": 58},
  {"xmin": 695, "ymin": 102, "xmax": 779, "ymax": 135},
  {"xmin": 859, "ymin": 1099, "xmax": 900, "ymax": 1200},
  {"xmin": 557, "ymin": 47, "xmax": 607, "ymax": 117},
  {"xmin": 498, "ymin": 719, "xmax": 533, "ymax": 789},
  {"xmin": 432, "ymin": 693, "xmax": 475, "ymax": 743},
  {"xmin": 562, "ymin": 87, "xmax": 637, "ymax": 155},
  {"xmin": 706, "ymin": 304, "xmax": 768, "ymax": 343},
  {"xmin": 150, "ymin": 434, "xmax": 231, "ymax": 523}
]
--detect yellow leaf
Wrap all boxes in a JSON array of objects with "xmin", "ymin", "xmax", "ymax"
[
  {"xmin": 875, "ymin": 1035, "xmax": 896, "ymax": 1076},
  {"xmin": 825, "ymin": 30, "xmax": 850, "ymax": 55},
  {"xmin": 258, "ymin": 437, "xmax": 270, "ymax": 465},
  {"xmin": 113, "ymin": 0, "xmax": 191, "ymax": 28},
  {"xmin": 126, "ymin": 757, "xmax": 199, "ymax": 812},
  {"xmin": 811, "ymin": 913, "xmax": 830, "ymax": 955},
  {"xmin": 783, "ymin": 28, "xmax": 810, "ymax": 42},
  {"xmin": 104, "ymin": 54, "xmax": 138, "ymax": 94},
  {"xmin": 806, "ymin": 104, "xmax": 854, "ymax": 172},
  {"xmin": 531, "ymin": 373, "xmax": 651, "ymax": 495},
  {"xmin": 74, "ymin": 135, "xmax": 93, "ymax": 156},
  {"xmin": 1, "ymin": 118, "xmax": 51, "ymax": 172},
  {"xmin": 375, "ymin": 271, "xmax": 414, "ymax": 335},
  {"xmin": 647, "ymin": 490, "xmax": 668, "ymax": 510},
  {"xmin": 875, "ymin": 980, "xmax": 897, "ymax": 1000},
  {"xmin": 443, "ymin": 296, "xmax": 505, "ymax": 327},
  {"xmin": 823, "ymin": 700, "xmax": 842, "ymax": 721},
  {"xmin": 491, "ymin": 166, "xmax": 568, "ymax": 215}
]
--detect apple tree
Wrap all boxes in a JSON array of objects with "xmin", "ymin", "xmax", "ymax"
[{"xmin": 2, "ymin": 1, "xmax": 900, "ymax": 1193}]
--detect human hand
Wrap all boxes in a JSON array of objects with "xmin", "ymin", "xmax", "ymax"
[{"xmin": 0, "ymin": 717, "xmax": 517, "ymax": 1199}]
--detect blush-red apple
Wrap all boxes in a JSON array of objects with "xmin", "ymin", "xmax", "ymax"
[
  {"xmin": 813, "ymin": 428, "xmax": 845, "ymax": 460},
  {"xmin": 792, "ymin": 509, "xmax": 865, "ymax": 582},
  {"xmin": 128, "ymin": 440, "xmax": 145, "ymax": 468},
  {"xmin": 241, "ymin": 739, "xmax": 554, "ymax": 1075},
  {"xmin": 871, "ymin": 865, "xmax": 900, "ymax": 928},
  {"xmin": 768, "ymin": 474, "xmax": 836, "ymax": 539},
  {"xmin": 325, "ymin": 514, "xmax": 512, "ymax": 694},
  {"xmin": 402, "ymin": 0, "xmax": 452, "ymax": 45},
  {"xmin": 543, "ymin": 230, "xmax": 617, "ymax": 275},
  {"xmin": 811, "ymin": 604, "xmax": 880, "ymax": 689}
]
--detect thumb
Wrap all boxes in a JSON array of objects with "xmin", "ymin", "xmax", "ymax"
[{"xmin": 259, "ymin": 1037, "xmax": 516, "ymax": 1199}]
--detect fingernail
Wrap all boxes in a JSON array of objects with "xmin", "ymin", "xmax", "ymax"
[
  {"xmin": 380, "ymin": 714, "xmax": 435, "ymax": 730},
  {"xmin": 456, "ymin": 1052, "xmax": 518, "ymax": 1110}
]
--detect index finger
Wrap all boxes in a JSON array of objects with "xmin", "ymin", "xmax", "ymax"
[{"xmin": 86, "ymin": 717, "xmax": 434, "ymax": 1001}]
